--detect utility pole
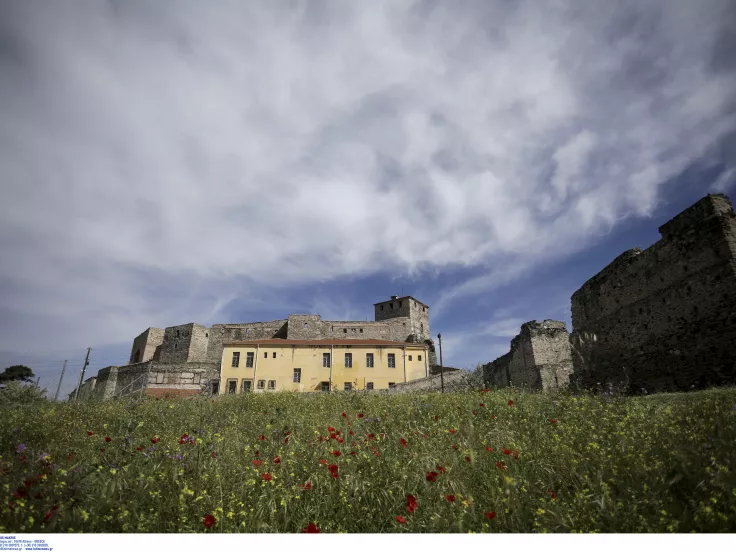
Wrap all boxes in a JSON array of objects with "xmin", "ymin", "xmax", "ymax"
[
  {"xmin": 35, "ymin": 376, "xmax": 40, "ymax": 388},
  {"xmin": 73, "ymin": 348, "xmax": 91, "ymax": 401},
  {"xmin": 437, "ymin": 333, "xmax": 444, "ymax": 393},
  {"xmin": 54, "ymin": 360, "xmax": 68, "ymax": 401}
]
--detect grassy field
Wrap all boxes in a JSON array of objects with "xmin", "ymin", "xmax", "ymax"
[{"xmin": 1, "ymin": 386, "xmax": 735, "ymax": 533}]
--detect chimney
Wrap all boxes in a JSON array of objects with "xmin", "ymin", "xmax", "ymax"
[{"xmin": 391, "ymin": 295, "xmax": 398, "ymax": 300}]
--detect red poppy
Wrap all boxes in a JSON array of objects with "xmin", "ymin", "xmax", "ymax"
[
  {"xmin": 335, "ymin": 437, "xmax": 344, "ymax": 444},
  {"xmin": 286, "ymin": 431, "xmax": 291, "ymax": 436},
  {"xmin": 19, "ymin": 456, "xmax": 27, "ymax": 462},
  {"xmin": 252, "ymin": 459, "xmax": 264, "ymax": 467},
  {"xmin": 261, "ymin": 473, "xmax": 273, "ymax": 482},
  {"xmin": 300, "ymin": 481, "xmax": 313, "ymax": 491},
  {"xmin": 105, "ymin": 436, "xmax": 112, "ymax": 442},
  {"xmin": 479, "ymin": 403, "xmax": 485, "ymax": 407},
  {"xmin": 448, "ymin": 429, "xmax": 457, "ymax": 434},
  {"xmin": 400, "ymin": 438, "xmax": 408, "ymax": 448},
  {"xmin": 372, "ymin": 447, "xmax": 380, "ymax": 457},
  {"xmin": 203, "ymin": 514, "xmax": 216, "ymax": 528},
  {"xmin": 349, "ymin": 430, "xmax": 355, "ymax": 436},
  {"xmin": 367, "ymin": 433, "xmax": 375, "ymax": 440},
  {"xmin": 87, "ymin": 431, "xmax": 94, "ymax": 436},
  {"xmin": 330, "ymin": 433, "xmax": 337, "ymax": 440},
  {"xmin": 341, "ymin": 412, "xmax": 347, "ymax": 417},
  {"xmin": 496, "ymin": 461, "xmax": 506, "ymax": 471},
  {"xmin": 303, "ymin": 522, "xmax": 320, "ymax": 533},
  {"xmin": 492, "ymin": 415, "xmax": 498, "ymax": 420},
  {"xmin": 273, "ymin": 456, "xmax": 281, "ymax": 464},
  {"xmin": 436, "ymin": 465, "xmax": 446, "ymax": 473},
  {"xmin": 433, "ymin": 416, "xmax": 438, "ymax": 421},
  {"xmin": 328, "ymin": 464, "xmax": 339, "ymax": 478},
  {"xmin": 136, "ymin": 446, "xmax": 144, "ymax": 451},
  {"xmin": 485, "ymin": 447, "xmax": 494, "ymax": 452},
  {"xmin": 44, "ymin": 505, "xmax": 59, "ymax": 522},
  {"xmin": 513, "ymin": 450, "xmax": 520, "ymax": 460},
  {"xmin": 284, "ymin": 437, "xmax": 289, "ymax": 444},
  {"xmin": 24, "ymin": 479, "xmax": 34, "ymax": 488},
  {"xmin": 258, "ymin": 435, "xmax": 266, "ymax": 441},
  {"xmin": 347, "ymin": 422, "xmax": 352, "ymax": 426},
  {"xmin": 507, "ymin": 400, "xmax": 514, "ymax": 406},
  {"xmin": 484, "ymin": 511, "xmax": 496, "ymax": 520},
  {"xmin": 465, "ymin": 456, "xmax": 471, "ymax": 462},
  {"xmin": 357, "ymin": 413, "xmax": 364, "ymax": 418},
  {"xmin": 178, "ymin": 434, "xmax": 189, "ymax": 445},
  {"xmin": 319, "ymin": 459, "xmax": 327, "ymax": 465},
  {"xmin": 67, "ymin": 453, "xmax": 74, "ymax": 460},
  {"xmin": 549, "ymin": 419, "xmax": 557, "ymax": 424},
  {"xmin": 328, "ymin": 426, "xmax": 336, "ymax": 433},
  {"xmin": 547, "ymin": 490, "xmax": 557, "ymax": 500},
  {"xmin": 330, "ymin": 450, "xmax": 341, "ymax": 457},
  {"xmin": 406, "ymin": 494, "xmax": 418, "ymax": 513},
  {"xmin": 472, "ymin": 410, "xmax": 478, "ymax": 415},
  {"xmin": 211, "ymin": 452, "xmax": 217, "ymax": 459},
  {"xmin": 452, "ymin": 444, "xmax": 459, "ymax": 450},
  {"xmin": 151, "ymin": 437, "xmax": 160, "ymax": 444},
  {"xmin": 395, "ymin": 515, "xmax": 407, "ymax": 524},
  {"xmin": 446, "ymin": 495, "xmax": 456, "ymax": 502},
  {"xmin": 335, "ymin": 431, "xmax": 341, "ymax": 436},
  {"xmin": 350, "ymin": 451, "xmax": 357, "ymax": 456},
  {"xmin": 255, "ymin": 450, "xmax": 260, "ymax": 456},
  {"xmin": 426, "ymin": 471, "xmax": 439, "ymax": 482},
  {"xmin": 502, "ymin": 448, "xmax": 512, "ymax": 455}
]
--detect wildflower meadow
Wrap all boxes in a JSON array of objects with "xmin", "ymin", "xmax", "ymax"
[{"xmin": 1, "ymin": 386, "xmax": 735, "ymax": 533}]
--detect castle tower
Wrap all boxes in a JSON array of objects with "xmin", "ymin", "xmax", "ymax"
[{"xmin": 373, "ymin": 295, "xmax": 431, "ymax": 342}]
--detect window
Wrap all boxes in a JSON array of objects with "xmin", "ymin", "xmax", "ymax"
[
  {"xmin": 423, "ymin": 307, "xmax": 426, "ymax": 312},
  {"xmin": 345, "ymin": 353, "xmax": 352, "ymax": 368},
  {"xmin": 205, "ymin": 332, "xmax": 208, "ymax": 338},
  {"xmin": 174, "ymin": 344, "xmax": 178, "ymax": 349},
  {"xmin": 388, "ymin": 353, "xmax": 396, "ymax": 368},
  {"xmin": 366, "ymin": 353, "xmax": 374, "ymax": 368},
  {"xmin": 366, "ymin": 382, "xmax": 374, "ymax": 390},
  {"xmin": 232, "ymin": 352, "xmax": 240, "ymax": 368},
  {"xmin": 293, "ymin": 368, "xmax": 301, "ymax": 383},
  {"xmin": 323, "ymin": 353, "xmax": 331, "ymax": 368},
  {"xmin": 304, "ymin": 322, "xmax": 308, "ymax": 328},
  {"xmin": 359, "ymin": 328, "xmax": 363, "ymax": 333},
  {"xmin": 242, "ymin": 380, "xmax": 252, "ymax": 393},
  {"xmin": 418, "ymin": 355, "xmax": 422, "ymax": 361},
  {"xmin": 390, "ymin": 303, "xmax": 394, "ymax": 309},
  {"xmin": 398, "ymin": 301, "xmax": 402, "ymax": 308},
  {"xmin": 246, "ymin": 352, "xmax": 254, "ymax": 367},
  {"xmin": 343, "ymin": 328, "xmax": 347, "ymax": 333},
  {"xmin": 272, "ymin": 352, "xmax": 276, "ymax": 358},
  {"xmin": 408, "ymin": 355, "xmax": 412, "ymax": 361},
  {"xmin": 177, "ymin": 330, "xmax": 180, "ymax": 337},
  {"xmin": 268, "ymin": 380, "xmax": 276, "ymax": 390},
  {"xmin": 380, "ymin": 305, "xmax": 384, "ymax": 311},
  {"xmin": 421, "ymin": 323, "xmax": 424, "ymax": 332},
  {"xmin": 331, "ymin": 325, "xmax": 334, "ymax": 332},
  {"xmin": 211, "ymin": 382, "xmax": 219, "ymax": 395},
  {"xmin": 344, "ymin": 382, "xmax": 352, "ymax": 391},
  {"xmin": 227, "ymin": 380, "xmax": 237, "ymax": 394},
  {"xmin": 389, "ymin": 382, "xmax": 396, "ymax": 389},
  {"xmin": 257, "ymin": 380, "xmax": 265, "ymax": 389},
  {"xmin": 245, "ymin": 328, "xmax": 249, "ymax": 335},
  {"xmin": 321, "ymin": 381, "xmax": 330, "ymax": 392}
]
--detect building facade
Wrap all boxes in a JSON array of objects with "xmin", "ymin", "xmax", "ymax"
[
  {"xmin": 72, "ymin": 296, "xmax": 434, "ymax": 400},
  {"xmin": 219, "ymin": 339, "xmax": 429, "ymax": 394}
]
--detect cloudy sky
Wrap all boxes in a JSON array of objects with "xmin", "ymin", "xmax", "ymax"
[{"xmin": 1, "ymin": 0, "xmax": 735, "ymax": 398}]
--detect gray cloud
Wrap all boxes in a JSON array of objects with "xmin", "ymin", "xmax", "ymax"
[{"xmin": 1, "ymin": 0, "xmax": 735, "ymax": 358}]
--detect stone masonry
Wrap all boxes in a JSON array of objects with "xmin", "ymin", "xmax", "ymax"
[
  {"xmin": 483, "ymin": 320, "xmax": 573, "ymax": 390},
  {"xmin": 569, "ymin": 194, "xmax": 736, "ymax": 393},
  {"xmin": 77, "ymin": 295, "xmax": 434, "ymax": 401}
]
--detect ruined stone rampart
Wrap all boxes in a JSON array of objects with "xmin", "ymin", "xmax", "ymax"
[
  {"xmin": 484, "ymin": 320, "xmax": 573, "ymax": 390},
  {"xmin": 386, "ymin": 369, "xmax": 473, "ymax": 393},
  {"xmin": 570, "ymin": 194, "xmax": 736, "ymax": 392}
]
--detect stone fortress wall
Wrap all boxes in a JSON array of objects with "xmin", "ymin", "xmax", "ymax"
[
  {"xmin": 484, "ymin": 194, "xmax": 736, "ymax": 394},
  {"xmin": 73, "ymin": 296, "xmax": 435, "ymax": 400}
]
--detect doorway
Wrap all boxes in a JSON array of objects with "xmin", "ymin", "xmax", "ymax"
[{"xmin": 242, "ymin": 379, "xmax": 252, "ymax": 393}]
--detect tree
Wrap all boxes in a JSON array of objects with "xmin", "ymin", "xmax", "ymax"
[
  {"xmin": 0, "ymin": 365, "xmax": 35, "ymax": 383},
  {"xmin": 0, "ymin": 380, "xmax": 47, "ymax": 405}
]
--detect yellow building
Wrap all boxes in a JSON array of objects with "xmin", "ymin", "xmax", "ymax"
[{"xmin": 219, "ymin": 339, "xmax": 429, "ymax": 393}]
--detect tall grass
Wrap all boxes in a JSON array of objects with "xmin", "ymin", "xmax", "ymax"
[{"xmin": 1, "ymin": 387, "xmax": 735, "ymax": 533}]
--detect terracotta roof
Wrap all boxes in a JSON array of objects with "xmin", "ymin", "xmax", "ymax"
[
  {"xmin": 223, "ymin": 338, "xmax": 427, "ymax": 347},
  {"xmin": 373, "ymin": 296, "xmax": 429, "ymax": 308}
]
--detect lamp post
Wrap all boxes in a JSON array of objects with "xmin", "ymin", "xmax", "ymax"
[{"xmin": 437, "ymin": 333, "xmax": 444, "ymax": 393}]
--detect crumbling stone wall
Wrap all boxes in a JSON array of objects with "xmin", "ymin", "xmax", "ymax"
[
  {"xmin": 484, "ymin": 320, "xmax": 572, "ymax": 390},
  {"xmin": 206, "ymin": 321, "xmax": 287, "ymax": 362},
  {"xmin": 570, "ymin": 194, "xmax": 736, "ymax": 393},
  {"xmin": 129, "ymin": 327, "xmax": 164, "ymax": 364},
  {"xmin": 387, "ymin": 369, "xmax": 474, "ymax": 393},
  {"xmin": 374, "ymin": 296, "xmax": 431, "ymax": 341},
  {"xmin": 159, "ymin": 323, "xmax": 209, "ymax": 363}
]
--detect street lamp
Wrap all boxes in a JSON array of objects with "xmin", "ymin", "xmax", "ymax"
[{"xmin": 437, "ymin": 333, "xmax": 444, "ymax": 393}]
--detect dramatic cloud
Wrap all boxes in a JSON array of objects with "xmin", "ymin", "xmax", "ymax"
[{"xmin": 1, "ymin": 0, "xmax": 735, "ymax": 382}]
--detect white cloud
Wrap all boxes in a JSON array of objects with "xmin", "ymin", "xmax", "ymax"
[{"xmin": 1, "ymin": 0, "xmax": 735, "ymax": 357}]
